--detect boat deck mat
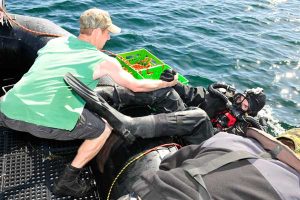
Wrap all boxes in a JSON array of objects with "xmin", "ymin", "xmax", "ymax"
[{"xmin": 0, "ymin": 127, "xmax": 101, "ymax": 200}]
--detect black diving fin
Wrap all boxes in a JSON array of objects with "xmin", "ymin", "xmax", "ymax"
[{"xmin": 64, "ymin": 72, "xmax": 136, "ymax": 144}]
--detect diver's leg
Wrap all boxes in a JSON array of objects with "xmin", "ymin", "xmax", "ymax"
[
  {"xmin": 95, "ymin": 85, "xmax": 186, "ymax": 113},
  {"xmin": 153, "ymin": 108, "xmax": 214, "ymax": 144},
  {"xmin": 94, "ymin": 85, "xmax": 153, "ymax": 109},
  {"xmin": 96, "ymin": 75, "xmax": 186, "ymax": 112},
  {"xmin": 151, "ymin": 87, "xmax": 187, "ymax": 113},
  {"xmin": 96, "ymin": 108, "xmax": 214, "ymax": 169},
  {"xmin": 131, "ymin": 107, "xmax": 214, "ymax": 144},
  {"xmin": 93, "ymin": 94, "xmax": 213, "ymax": 144},
  {"xmin": 173, "ymin": 83, "xmax": 207, "ymax": 107}
]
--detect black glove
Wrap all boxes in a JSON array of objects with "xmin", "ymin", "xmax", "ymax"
[
  {"xmin": 227, "ymin": 121, "xmax": 250, "ymax": 136},
  {"xmin": 259, "ymin": 117, "xmax": 268, "ymax": 132},
  {"xmin": 159, "ymin": 69, "xmax": 176, "ymax": 82}
]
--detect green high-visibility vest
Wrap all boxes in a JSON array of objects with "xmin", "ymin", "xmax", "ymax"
[{"xmin": 0, "ymin": 35, "xmax": 108, "ymax": 130}]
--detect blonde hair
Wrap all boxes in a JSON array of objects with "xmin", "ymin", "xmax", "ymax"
[{"xmin": 79, "ymin": 28, "xmax": 94, "ymax": 35}]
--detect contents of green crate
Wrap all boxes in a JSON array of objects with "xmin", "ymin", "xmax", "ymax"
[
  {"xmin": 117, "ymin": 48, "xmax": 189, "ymax": 85},
  {"xmin": 133, "ymin": 57, "xmax": 152, "ymax": 69}
]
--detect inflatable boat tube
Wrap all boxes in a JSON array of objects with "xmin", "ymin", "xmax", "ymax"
[{"xmin": 0, "ymin": 7, "xmax": 70, "ymax": 96}]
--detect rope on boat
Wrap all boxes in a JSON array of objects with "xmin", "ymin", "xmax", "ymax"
[
  {"xmin": 0, "ymin": 7, "xmax": 63, "ymax": 37},
  {"xmin": 106, "ymin": 143, "xmax": 182, "ymax": 200}
]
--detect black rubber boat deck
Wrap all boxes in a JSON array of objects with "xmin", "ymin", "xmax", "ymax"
[{"xmin": 0, "ymin": 127, "xmax": 101, "ymax": 199}]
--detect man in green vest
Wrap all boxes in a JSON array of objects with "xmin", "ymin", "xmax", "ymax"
[{"xmin": 0, "ymin": 8, "xmax": 178, "ymax": 197}]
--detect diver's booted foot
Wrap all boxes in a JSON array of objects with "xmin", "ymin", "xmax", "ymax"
[{"xmin": 52, "ymin": 164, "xmax": 92, "ymax": 197}]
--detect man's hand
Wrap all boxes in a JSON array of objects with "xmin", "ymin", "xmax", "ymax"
[
  {"xmin": 168, "ymin": 73, "xmax": 178, "ymax": 87},
  {"xmin": 227, "ymin": 121, "xmax": 250, "ymax": 136}
]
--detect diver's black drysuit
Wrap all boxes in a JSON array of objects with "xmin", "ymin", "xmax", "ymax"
[
  {"xmin": 95, "ymin": 79, "xmax": 188, "ymax": 113},
  {"xmin": 96, "ymin": 77, "xmax": 263, "ymax": 138},
  {"xmin": 95, "ymin": 76, "xmax": 215, "ymax": 144},
  {"xmin": 95, "ymin": 76, "xmax": 251, "ymax": 141},
  {"xmin": 96, "ymin": 77, "xmax": 227, "ymax": 118}
]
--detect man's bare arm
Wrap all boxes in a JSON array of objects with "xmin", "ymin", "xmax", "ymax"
[{"xmin": 94, "ymin": 58, "xmax": 178, "ymax": 92}]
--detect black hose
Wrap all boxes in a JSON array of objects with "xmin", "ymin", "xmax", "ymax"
[{"xmin": 207, "ymin": 83, "xmax": 235, "ymax": 109}]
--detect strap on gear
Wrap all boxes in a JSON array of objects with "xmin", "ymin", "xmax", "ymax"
[{"xmin": 182, "ymin": 150, "xmax": 269, "ymax": 200}]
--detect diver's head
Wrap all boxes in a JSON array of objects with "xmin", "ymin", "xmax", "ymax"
[
  {"xmin": 245, "ymin": 88, "xmax": 266, "ymax": 116},
  {"xmin": 233, "ymin": 87, "xmax": 266, "ymax": 116}
]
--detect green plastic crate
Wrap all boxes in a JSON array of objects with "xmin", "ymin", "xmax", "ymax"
[{"xmin": 117, "ymin": 49, "xmax": 189, "ymax": 85}]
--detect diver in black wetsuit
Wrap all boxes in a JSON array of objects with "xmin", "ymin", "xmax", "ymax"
[{"xmin": 96, "ymin": 69, "xmax": 267, "ymax": 137}]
